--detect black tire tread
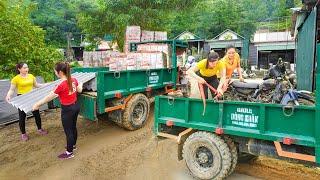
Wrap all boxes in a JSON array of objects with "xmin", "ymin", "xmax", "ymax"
[
  {"xmin": 122, "ymin": 93, "xmax": 150, "ymax": 131},
  {"xmin": 222, "ymin": 136, "xmax": 238, "ymax": 176},
  {"xmin": 182, "ymin": 131, "xmax": 232, "ymax": 180},
  {"xmin": 297, "ymin": 97, "xmax": 314, "ymax": 106}
]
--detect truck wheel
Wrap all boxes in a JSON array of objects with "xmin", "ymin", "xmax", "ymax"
[
  {"xmin": 222, "ymin": 136, "xmax": 238, "ymax": 176},
  {"xmin": 182, "ymin": 131, "xmax": 232, "ymax": 180},
  {"xmin": 238, "ymin": 153, "xmax": 258, "ymax": 163},
  {"xmin": 122, "ymin": 93, "xmax": 150, "ymax": 130}
]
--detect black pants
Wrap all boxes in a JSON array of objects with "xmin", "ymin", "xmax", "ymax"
[
  {"xmin": 61, "ymin": 102, "xmax": 80, "ymax": 153},
  {"xmin": 17, "ymin": 94, "xmax": 42, "ymax": 134},
  {"xmin": 198, "ymin": 73, "xmax": 219, "ymax": 99},
  {"xmin": 18, "ymin": 109, "xmax": 42, "ymax": 134}
]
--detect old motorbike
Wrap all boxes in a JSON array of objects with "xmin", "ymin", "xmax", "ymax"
[{"xmin": 224, "ymin": 60, "xmax": 314, "ymax": 105}]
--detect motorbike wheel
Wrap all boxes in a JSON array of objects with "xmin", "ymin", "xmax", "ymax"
[
  {"xmin": 288, "ymin": 98, "xmax": 314, "ymax": 106},
  {"xmin": 297, "ymin": 98, "xmax": 315, "ymax": 106},
  {"xmin": 222, "ymin": 91, "xmax": 232, "ymax": 100}
]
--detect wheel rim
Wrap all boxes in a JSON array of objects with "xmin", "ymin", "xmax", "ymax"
[
  {"xmin": 131, "ymin": 102, "xmax": 146, "ymax": 125},
  {"xmin": 187, "ymin": 140, "xmax": 223, "ymax": 179},
  {"xmin": 195, "ymin": 146, "xmax": 214, "ymax": 168}
]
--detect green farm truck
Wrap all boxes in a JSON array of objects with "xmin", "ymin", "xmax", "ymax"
[
  {"xmin": 54, "ymin": 40, "xmax": 188, "ymax": 130},
  {"xmin": 154, "ymin": 2, "xmax": 320, "ymax": 179}
]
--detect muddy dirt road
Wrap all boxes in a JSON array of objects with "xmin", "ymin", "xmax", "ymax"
[
  {"xmin": 1, "ymin": 107, "xmax": 320, "ymax": 180},
  {"xmin": 1, "ymin": 77, "xmax": 320, "ymax": 179}
]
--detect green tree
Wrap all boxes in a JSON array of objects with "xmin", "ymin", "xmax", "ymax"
[
  {"xmin": 255, "ymin": 0, "xmax": 302, "ymax": 32},
  {"xmin": 76, "ymin": 0, "xmax": 197, "ymax": 50},
  {"xmin": 166, "ymin": 0, "xmax": 267, "ymax": 40},
  {"xmin": 19, "ymin": 0, "xmax": 302, "ymax": 52},
  {"xmin": 0, "ymin": 1, "xmax": 62, "ymax": 80},
  {"xmin": 166, "ymin": 0, "xmax": 301, "ymax": 40},
  {"xmin": 238, "ymin": 0, "xmax": 268, "ymax": 38},
  {"xmin": 0, "ymin": 0, "xmax": 5, "ymax": 11},
  {"xmin": 29, "ymin": 0, "xmax": 81, "ymax": 48},
  {"xmin": 163, "ymin": 2, "xmax": 208, "ymax": 39}
]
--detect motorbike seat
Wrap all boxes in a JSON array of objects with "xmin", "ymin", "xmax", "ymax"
[
  {"xmin": 231, "ymin": 80, "xmax": 259, "ymax": 89},
  {"xmin": 262, "ymin": 79, "xmax": 276, "ymax": 87}
]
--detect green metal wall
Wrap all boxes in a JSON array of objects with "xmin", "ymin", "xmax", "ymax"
[
  {"xmin": 296, "ymin": 8, "xmax": 317, "ymax": 91},
  {"xmin": 241, "ymin": 39, "xmax": 250, "ymax": 64},
  {"xmin": 155, "ymin": 96, "xmax": 317, "ymax": 147}
]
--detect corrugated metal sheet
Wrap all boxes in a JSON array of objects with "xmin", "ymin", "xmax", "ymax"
[
  {"xmin": 241, "ymin": 39, "xmax": 249, "ymax": 61},
  {"xmin": 253, "ymin": 31, "xmax": 293, "ymax": 43},
  {"xmin": 249, "ymin": 44, "xmax": 258, "ymax": 66},
  {"xmin": 207, "ymin": 40, "xmax": 243, "ymax": 49},
  {"xmin": 296, "ymin": 7, "xmax": 316, "ymax": 91},
  {"xmin": 256, "ymin": 42, "xmax": 296, "ymax": 51},
  {"xmin": 9, "ymin": 72, "xmax": 96, "ymax": 113},
  {"xmin": 0, "ymin": 77, "xmax": 48, "ymax": 125},
  {"xmin": 293, "ymin": 12, "xmax": 307, "ymax": 38}
]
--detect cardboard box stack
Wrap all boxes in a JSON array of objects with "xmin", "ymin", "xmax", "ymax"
[
  {"xmin": 83, "ymin": 51, "xmax": 121, "ymax": 67},
  {"xmin": 126, "ymin": 53, "xmax": 140, "ymax": 70},
  {"xmin": 84, "ymin": 26, "xmax": 170, "ymax": 71},
  {"xmin": 151, "ymin": 52, "xmax": 167, "ymax": 69},
  {"xmin": 83, "ymin": 51, "xmax": 90, "ymax": 67},
  {"xmin": 83, "ymin": 51, "xmax": 100, "ymax": 67},
  {"xmin": 137, "ymin": 43, "xmax": 172, "ymax": 68},
  {"xmin": 124, "ymin": 26, "xmax": 141, "ymax": 53},
  {"xmin": 140, "ymin": 52, "xmax": 166, "ymax": 69},
  {"xmin": 141, "ymin": 30, "xmax": 155, "ymax": 42},
  {"xmin": 109, "ymin": 54, "xmax": 127, "ymax": 71},
  {"xmin": 112, "ymin": 52, "xmax": 167, "ymax": 71},
  {"xmin": 103, "ymin": 51, "xmax": 121, "ymax": 66},
  {"xmin": 154, "ymin": 31, "xmax": 168, "ymax": 41}
]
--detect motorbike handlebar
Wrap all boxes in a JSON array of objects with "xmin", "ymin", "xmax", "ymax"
[{"xmin": 263, "ymin": 76, "xmax": 270, "ymax": 80}]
